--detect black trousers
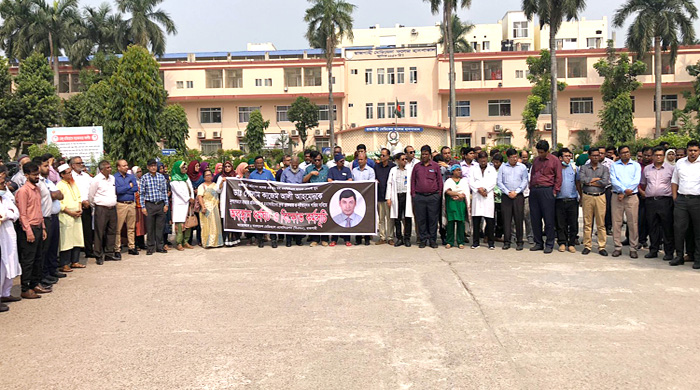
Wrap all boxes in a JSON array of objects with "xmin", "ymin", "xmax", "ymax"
[
  {"xmin": 81, "ymin": 205, "xmax": 94, "ymax": 256},
  {"xmin": 146, "ymin": 201, "xmax": 166, "ymax": 252},
  {"xmin": 502, "ymin": 194, "xmax": 524, "ymax": 245},
  {"xmin": 645, "ymin": 197, "xmax": 674, "ymax": 254},
  {"xmin": 43, "ymin": 214, "xmax": 59, "ymax": 277},
  {"xmin": 414, "ymin": 193, "xmax": 440, "ymax": 244},
  {"xmin": 393, "ymin": 193, "xmax": 412, "ymax": 241},
  {"xmin": 530, "ymin": 187, "xmax": 556, "ymax": 248},
  {"xmin": 555, "ymin": 198, "xmax": 579, "ymax": 247},
  {"xmin": 18, "ymin": 225, "xmax": 44, "ymax": 292},
  {"xmin": 60, "ymin": 247, "xmax": 81, "ymax": 267},
  {"xmin": 472, "ymin": 216, "xmax": 494, "ymax": 246},
  {"xmin": 638, "ymin": 195, "xmax": 648, "ymax": 244},
  {"xmin": 673, "ymin": 195, "xmax": 700, "ymax": 261},
  {"xmin": 686, "ymin": 225, "xmax": 695, "ymax": 260},
  {"xmin": 605, "ymin": 187, "xmax": 613, "ymax": 229},
  {"xmin": 494, "ymin": 203, "xmax": 504, "ymax": 239},
  {"xmin": 354, "ymin": 235, "xmax": 371, "ymax": 244},
  {"xmin": 93, "ymin": 205, "xmax": 118, "ymax": 259},
  {"xmin": 438, "ymin": 195, "xmax": 446, "ymax": 242},
  {"xmin": 286, "ymin": 234, "xmax": 303, "ymax": 245}
]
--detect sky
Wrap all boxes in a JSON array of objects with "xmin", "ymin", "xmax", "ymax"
[{"xmin": 80, "ymin": 0, "xmax": 700, "ymax": 53}]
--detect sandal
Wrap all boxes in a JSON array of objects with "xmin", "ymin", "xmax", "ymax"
[
  {"xmin": 176, "ymin": 244, "xmax": 184, "ymax": 251},
  {"xmin": 445, "ymin": 244, "xmax": 452, "ymax": 249},
  {"xmin": 70, "ymin": 263, "xmax": 86, "ymax": 269},
  {"xmin": 59, "ymin": 265, "xmax": 73, "ymax": 273},
  {"xmin": 183, "ymin": 243, "xmax": 194, "ymax": 249}
]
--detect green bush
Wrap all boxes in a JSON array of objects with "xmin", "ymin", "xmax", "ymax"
[{"xmin": 28, "ymin": 143, "xmax": 63, "ymax": 160}]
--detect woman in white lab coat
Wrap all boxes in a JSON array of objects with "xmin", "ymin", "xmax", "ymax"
[
  {"xmin": 0, "ymin": 181, "xmax": 21, "ymax": 306},
  {"xmin": 469, "ymin": 151, "xmax": 498, "ymax": 249},
  {"xmin": 385, "ymin": 154, "xmax": 413, "ymax": 246}
]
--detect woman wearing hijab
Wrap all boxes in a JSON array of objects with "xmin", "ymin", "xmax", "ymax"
[
  {"xmin": 132, "ymin": 166, "xmax": 147, "ymax": 250},
  {"xmin": 170, "ymin": 161, "xmax": 195, "ymax": 251},
  {"xmin": 213, "ymin": 163, "xmax": 223, "ymax": 181},
  {"xmin": 198, "ymin": 169, "xmax": 223, "ymax": 248},
  {"xmin": 235, "ymin": 162, "xmax": 249, "ymax": 179},
  {"xmin": 217, "ymin": 161, "xmax": 240, "ymax": 246},
  {"xmin": 186, "ymin": 161, "xmax": 204, "ymax": 246},
  {"xmin": 665, "ymin": 149, "xmax": 676, "ymax": 166}
]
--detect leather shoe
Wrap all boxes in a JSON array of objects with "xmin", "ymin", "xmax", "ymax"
[
  {"xmin": 429, "ymin": 241, "xmax": 438, "ymax": 249},
  {"xmin": 612, "ymin": 250, "xmax": 622, "ymax": 257},
  {"xmin": 0, "ymin": 303, "xmax": 8, "ymax": 312},
  {"xmin": 502, "ymin": 243, "xmax": 510, "ymax": 250},
  {"xmin": 630, "ymin": 251, "xmax": 638, "ymax": 259},
  {"xmin": 693, "ymin": 262, "xmax": 700, "ymax": 270},
  {"xmin": 156, "ymin": 249, "xmax": 168, "ymax": 253},
  {"xmin": 543, "ymin": 247, "xmax": 553, "ymax": 254},
  {"xmin": 286, "ymin": 241, "xmax": 292, "ymax": 247},
  {"xmin": 516, "ymin": 244, "xmax": 523, "ymax": 251},
  {"xmin": 404, "ymin": 240, "xmax": 411, "ymax": 248},
  {"xmin": 669, "ymin": 257, "xmax": 685, "ymax": 266},
  {"xmin": 128, "ymin": 249, "xmax": 139, "ymax": 255},
  {"xmin": 146, "ymin": 251, "xmax": 154, "ymax": 255},
  {"xmin": 258, "ymin": 240, "xmax": 264, "ymax": 248},
  {"xmin": 599, "ymin": 249, "xmax": 608, "ymax": 257},
  {"xmin": 20, "ymin": 290, "xmax": 40, "ymax": 299},
  {"xmin": 112, "ymin": 252, "xmax": 122, "ymax": 260},
  {"xmin": 419, "ymin": 242, "xmax": 426, "ymax": 248},
  {"xmin": 582, "ymin": 248, "xmax": 591, "ymax": 255},
  {"xmin": 394, "ymin": 240, "xmax": 404, "ymax": 247},
  {"xmin": 663, "ymin": 253, "xmax": 673, "ymax": 261},
  {"xmin": 271, "ymin": 240, "xmax": 278, "ymax": 248},
  {"xmin": 530, "ymin": 245, "xmax": 543, "ymax": 251},
  {"xmin": 51, "ymin": 271, "xmax": 67, "ymax": 278},
  {"xmin": 1, "ymin": 295, "xmax": 21, "ymax": 302},
  {"xmin": 645, "ymin": 252, "xmax": 658, "ymax": 259},
  {"xmin": 34, "ymin": 285, "xmax": 52, "ymax": 294},
  {"xmin": 96, "ymin": 258, "xmax": 104, "ymax": 265}
]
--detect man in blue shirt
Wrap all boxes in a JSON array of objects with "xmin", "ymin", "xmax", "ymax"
[
  {"xmin": 248, "ymin": 156, "xmax": 277, "ymax": 248},
  {"xmin": 328, "ymin": 154, "xmax": 353, "ymax": 247},
  {"xmin": 610, "ymin": 145, "xmax": 642, "ymax": 258},
  {"xmin": 554, "ymin": 148, "xmax": 580, "ymax": 253},
  {"xmin": 140, "ymin": 159, "xmax": 169, "ymax": 255},
  {"xmin": 280, "ymin": 156, "xmax": 305, "ymax": 185},
  {"xmin": 351, "ymin": 144, "xmax": 376, "ymax": 169},
  {"xmin": 114, "ymin": 159, "xmax": 140, "ymax": 256},
  {"xmin": 497, "ymin": 148, "xmax": 529, "ymax": 250}
]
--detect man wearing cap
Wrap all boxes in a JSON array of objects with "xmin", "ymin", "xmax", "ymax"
[
  {"xmin": 374, "ymin": 148, "xmax": 396, "ymax": 245},
  {"xmin": 140, "ymin": 159, "xmax": 169, "ymax": 255},
  {"xmin": 576, "ymin": 145, "xmax": 590, "ymax": 167},
  {"xmin": 70, "ymin": 156, "xmax": 95, "ymax": 259},
  {"xmin": 326, "ymin": 146, "xmax": 350, "ymax": 169},
  {"xmin": 56, "ymin": 164, "xmax": 85, "ymax": 272},
  {"xmin": 328, "ymin": 153, "xmax": 354, "ymax": 247}
]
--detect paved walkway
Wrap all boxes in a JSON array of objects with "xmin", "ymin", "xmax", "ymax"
[{"xmin": 1, "ymin": 242, "xmax": 699, "ymax": 389}]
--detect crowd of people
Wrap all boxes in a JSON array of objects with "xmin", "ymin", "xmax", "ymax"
[{"xmin": 0, "ymin": 138, "xmax": 698, "ymax": 313}]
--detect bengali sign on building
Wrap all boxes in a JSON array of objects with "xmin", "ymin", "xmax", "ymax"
[
  {"xmin": 345, "ymin": 47, "xmax": 437, "ymax": 60},
  {"xmin": 364, "ymin": 126, "xmax": 423, "ymax": 133},
  {"xmin": 47, "ymin": 126, "xmax": 103, "ymax": 163},
  {"xmin": 223, "ymin": 179, "xmax": 377, "ymax": 235}
]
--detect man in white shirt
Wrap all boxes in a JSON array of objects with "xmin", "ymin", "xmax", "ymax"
[
  {"xmin": 670, "ymin": 140, "xmax": 700, "ymax": 268},
  {"xmin": 298, "ymin": 150, "xmax": 313, "ymax": 171},
  {"xmin": 404, "ymin": 146, "xmax": 420, "ymax": 169},
  {"xmin": 352, "ymin": 152, "xmax": 375, "ymax": 245},
  {"xmin": 88, "ymin": 160, "xmax": 118, "ymax": 265},
  {"xmin": 70, "ymin": 156, "xmax": 95, "ymax": 259},
  {"xmin": 34, "ymin": 156, "xmax": 65, "ymax": 286}
]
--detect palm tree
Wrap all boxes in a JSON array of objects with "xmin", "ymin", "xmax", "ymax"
[
  {"xmin": 116, "ymin": 0, "xmax": 177, "ymax": 56},
  {"xmin": 304, "ymin": 0, "xmax": 356, "ymax": 148},
  {"xmin": 70, "ymin": 3, "xmax": 129, "ymax": 68},
  {"xmin": 523, "ymin": 0, "xmax": 587, "ymax": 149},
  {"xmin": 0, "ymin": 0, "xmax": 39, "ymax": 62},
  {"xmin": 30, "ymin": 0, "xmax": 82, "ymax": 88},
  {"xmin": 425, "ymin": 0, "xmax": 472, "ymax": 148},
  {"xmin": 438, "ymin": 14, "xmax": 475, "ymax": 53},
  {"xmin": 613, "ymin": 0, "xmax": 698, "ymax": 138}
]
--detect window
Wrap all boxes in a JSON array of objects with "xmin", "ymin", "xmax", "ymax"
[
  {"xmin": 176, "ymin": 81, "xmax": 184, "ymax": 89},
  {"xmin": 238, "ymin": 106, "xmax": 260, "ymax": 123},
  {"xmin": 225, "ymin": 69, "xmax": 242, "ymax": 88},
  {"xmin": 276, "ymin": 105, "xmax": 290, "ymax": 122},
  {"xmin": 448, "ymin": 101, "xmax": 470, "ymax": 117},
  {"xmin": 377, "ymin": 68, "xmax": 385, "ymax": 84},
  {"xmin": 456, "ymin": 134, "xmax": 471, "ymax": 147},
  {"xmin": 409, "ymin": 101, "xmax": 418, "ymax": 118},
  {"xmin": 350, "ymin": 69, "xmax": 358, "ymax": 75},
  {"xmin": 398, "ymin": 102, "xmax": 405, "ymax": 117},
  {"xmin": 631, "ymin": 96, "xmax": 635, "ymax": 113},
  {"xmin": 387, "ymin": 68, "xmax": 396, "ymax": 84},
  {"xmin": 365, "ymin": 69, "xmax": 372, "ymax": 85},
  {"xmin": 496, "ymin": 135, "xmax": 512, "ymax": 146},
  {"xmin": 186, "ymin": 81, "xmax": 194, "ymax": 89},
  {"xmin": 377, "ymin": 103, "xmax": 386, "ymax": 119},
  {"xmin": 264, "ymin": 78, "xmax": 272, "ymax": 87},
  {"xmin": 482, "ymin": 41, "xmax": 490, "ymax": 51},
  {"xmin": 200, "ymin": 108, "xmax": 222, "ymax": 124},
  {"xmin": 484, "ymin": 61, "xmax": 502, "ymax": 80},
  {"xmin": 567, "ymin": 57, "xmax": 587, "ymax": 78},
  {"xmin": 515, "ymin": 70, "xmax": 524, "ymax": 79},
  {"xmin": 59, "ymin": 74, "xmax": 70, "ymax": 93},
  {"xmin": 541, "ymin": 101, "xmax": 552, "ymax": 115},
  {"xmin": 587, "ymin": 38, "xmax": 601, "ymax": 49},
  {"xmin": 304, "ymin": 67, "xmax": 322, "ymax": 86},
  {"xmin": 520, "ymin": 43, "xmax": 530, "ymax": 51},
  {"xmin": 513, "ymin": 21, "xmax": 528, "ymax": 38},
  {"xmin": 201, "ymin": 140, "xmax": 222, "ymax": 155},
  {"xmin": 570, "ymin": 97, "xmax": 594, "ymax": 114},
  {"xmin": 397, "ymin": 67, "xmax": 405, "ymax": 84},
  {"xmin": 205, "ymin": 69, "xmax": 223, "ymax": 88},
  {"xmin": 462, "ymin": 61, "xmax": 481, "ymax": 81},
  {"xmin": 255, "ymin": 79, "xmax": 262, "ymax": 87},
  {"xmin": 661, "ymin": 55, "xmax": 674, "ymax": 75},
  {"xmin": 410, "ymin": 67, "xmax": 418, "ymax": 83},
  {"xmin": 635, "ymin": 56, "xmax": 653, "ymax": 75},
  {"xmin": 318, "ymin": 104, "xmax": 337, "ymax": 121},
  {"xmin": 315, "ymin": 139, "xmax": 330, "ymax": 151},
  {"xmin": 366, "ymin": 103, "xmax": 373, "ymax": 119},
  {"xmin": 388, "ymin": 102, "xmax": 396, "ymax": 118},
  {"xmin": 555, "ymin": 38, "xmax": 578, "ymax": 50},
  {"xmin": 488, "ymin": 100, "xmax": 511, "ymax": 116},
  {"xmin": 285, "ymin": 68, "xmax": 302, "ymax": 87},
  {"xmin": 656, "ymin": 95, "xmax": 678, "ymax": 112}
]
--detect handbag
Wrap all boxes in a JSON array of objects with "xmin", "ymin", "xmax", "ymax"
[{"xmin": 184, "ymin": 205, "xmax": 198, "ymax": 229}]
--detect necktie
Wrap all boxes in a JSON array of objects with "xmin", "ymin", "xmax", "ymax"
[{"xmin": 346, "ymin": 217, "xmax": 352, "ymax": 227}]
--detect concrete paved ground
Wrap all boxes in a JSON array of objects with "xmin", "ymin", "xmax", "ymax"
[{"xmin": 1, "ymin": 241, "xmax": 699, "ymax": 389}]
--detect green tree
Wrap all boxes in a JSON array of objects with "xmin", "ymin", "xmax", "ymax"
[
  {"xmin": 304, "ymin": 0, "xmax": 355, "ymax": 148},
  {"xmin": 287, "ymin": 96, "xmax": 319, "ymax": 151},
  {"xmin": 0, "ymin": 0, "xmax": 35, "ymax": 61},
  {"xmin": 613, "ymin": 0, "xmax": 698, "ymax": 138},
  {"xmin": 70, "ymin": 3, "xmax": 128, "ymax": 68},
  {"xmin": 78, "ymin": 51, "xmax": 120, "ymax": 90},
  {"xmin": 116, "ymin": 0, "xmax": 177, "ymax": 56},
  {"xmin": 0, "ymin": 56, "xmax": 14, "ymax": 159},
  {"xmin": 426, "ymin": 0, "xmax": 472, "ymax": 148},
  {"xmin": 438, "ymin": 14, "xmax": 474, "ymax": 53},
  {"xmin": 103, "ymin": 45, "xmax": 167, "ymax": 167},
  {"xmin": 521, "ymin": 49, "xmax": 567, "ymax": 146},
  {"xmin": 678, "ymin": 61, "xmax": 700, "ymax": 138},
  {"xmin": 593, "ymin": 41, "xmax": 647, "ymax": 144},
  {"xmin": 243, "ymin": 110, "xmax": 268, "ymax": 157},
  {"xmin": 9, "ymin": 52, "xmax": 61, "ymax": 156},
  {"xmin": 523, "ymin": 0, "xmax": 587, "ymax": 148},
  {"xmin": 158, "ymin": 104, "xmax": 189, "ymax": 151}
]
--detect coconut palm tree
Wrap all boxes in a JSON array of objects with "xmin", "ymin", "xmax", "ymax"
[
  {"xmin": 523, "ymin": 0, "xmax": 587, "ymax": 148},
  {"xmin": 116, "ymin": 0, "xmax": 177, "ymax": 56},
  {"xmin": 70, "ymin": 3, "xmax": 129, "ymax": 68},
  {"xmin": 438, "ymin": 14, "xmax": 475, "ymax": 54},
  {"xmin": 425, "ymin": 0, "xmax": 472, "ymax": 148},
  {"xmin": 0, "ymin": 0, "xmax": 36, "ymax": 62},
  {"xmin": 613, "ymin": 0, "xmax": 697, "ymax": 138},
  {"xmin": 304, "ymin": 0, "xmax": 356, "ymax": 148}
]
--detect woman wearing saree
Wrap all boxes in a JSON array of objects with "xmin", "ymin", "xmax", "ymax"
[
  {"xmin": 198, "ymin": 170, "xmax": 224, "ymax": 248},
  {"xmin": 216, "ymin": 161, "xmax": 240, "ymax": 246}
]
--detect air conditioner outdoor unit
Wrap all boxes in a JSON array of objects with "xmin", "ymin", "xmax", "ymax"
[
  {"xmin": 351, "ymin": 123, "xmax": 357, "ymax": 128},
  {"xmin": 237, "ymin": 131, "xmax": 244, "ymax": 137},
  {"xmin": 213, "ymin": 131, "xmax": 221, "ymax": 139},
  {"xmin": 544, "ymin": 123, "xmax": 553, "ymax": 131},
  {"xmin": 315, "ymin": 129, "xmax": 322, "ymax": 136},
  {"xmin": 280, "ymin": 129, "xmax": 287, "ymax": 134},
  {"xmin": 493, "ymin": 124, "xmax": 503, "ymax": 132},
  {"xmin": 291, "ymin": 130, "xmax": 298, "ymax": 136},
  {"xmin": 197, "ymin": 131, "xmax": 205, "ymax": 139},
  {"xmin": 669, "ymin": 119, "xmax": 679, "ymax": 128}
]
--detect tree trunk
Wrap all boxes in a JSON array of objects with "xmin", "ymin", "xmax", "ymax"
[
  {"xmin": 654, "ymin": 36, "xmax": 662, "ymax": 138},
  {"xmin": 49, "ymin": 31, "xmax": 59, "ymax": 89},
  {"xmin": 549, "ymin": 26, "xmax": 558, "ymax": 149},
  {"xmin": 446, "ymin": 5, "xmax": 457, "ymax": 148},
  {"xmin": 327, "ymin": 37, "xmax": 335, "ymax": 149}
]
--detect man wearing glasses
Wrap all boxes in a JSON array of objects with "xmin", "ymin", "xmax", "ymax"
[
  {"xmin": 404, "ymin": 146, "xmax": 420, "ymax": 169},
  {"xmin": 70, "ymin": 156, "xmax": 95, "ymax": 259},
  {"xmin": 303, "ymin": 151, "xmax": 330, "ymax": 247}
]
